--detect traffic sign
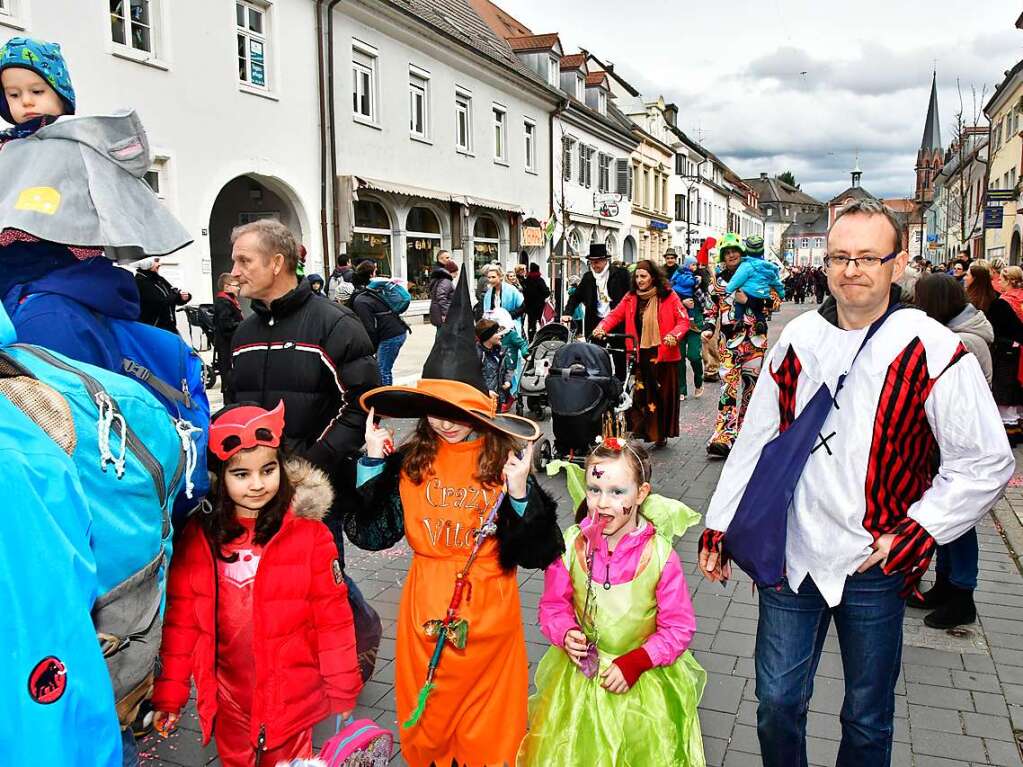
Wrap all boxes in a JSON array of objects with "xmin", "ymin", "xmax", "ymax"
[{"xmin": 988, "ymin": 189, "xmax": 1015, "ymax": 202}]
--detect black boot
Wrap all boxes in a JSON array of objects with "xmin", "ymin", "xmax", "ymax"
[
  {"xmin": 924, "ymin": 586, "xmax": 976, "ymax": 629},
  {"xmin": 907, "ymin": 573, "xmax": 952, "ymax": 609}
]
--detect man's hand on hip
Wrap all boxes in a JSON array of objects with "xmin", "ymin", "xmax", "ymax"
[{"xmin": 857, "ymin": 533, "xmax": 895, "ymax": 572}]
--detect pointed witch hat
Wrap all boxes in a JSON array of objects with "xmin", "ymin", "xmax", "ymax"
[{"xmin": 360, "ymin": 270, "xmax": 540, "ymax": 441}]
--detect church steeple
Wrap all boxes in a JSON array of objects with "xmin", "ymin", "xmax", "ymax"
[
  {"xmin": 851, "ymin": 153, "xmax": 862, "ymax": 188},
  {"xmin": 915, "ymin": 72, "xmax": 944, "ymax": 203},
  {"xmin": 921, "ymin": 71, "xmax": 942, "ymax": 152}
]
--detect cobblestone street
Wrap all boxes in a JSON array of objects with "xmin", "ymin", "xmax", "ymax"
[{"xmin": 142, "ymin": 302, "xmax": 1023, "ymax": 767}]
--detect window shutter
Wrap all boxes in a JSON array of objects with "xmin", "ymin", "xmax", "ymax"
[{"xmin": 615, "ymin": 159, "xmax": 629, "ymax": 198}]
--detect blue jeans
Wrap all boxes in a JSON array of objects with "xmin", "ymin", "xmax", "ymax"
[
  {"xmin": 121, "ymin": 728, "xmax": 138, "ymax": 767},
  {"xmin": 755, "ymin": 566, "xmax": 905, "ymax": 767},
  {"xmin": 376, "ymin": 333, "xmax": 407, "ymax": 386},
  {"xmin": 935, "ymin": 527, "xmax": 979, "ymax": 590}
]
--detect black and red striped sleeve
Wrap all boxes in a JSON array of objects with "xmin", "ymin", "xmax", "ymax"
[{"xmin": 881, "ymin": 517, "xmax": 936, "ymax": 595}]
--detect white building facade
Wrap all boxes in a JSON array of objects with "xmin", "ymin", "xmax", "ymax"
[
  {"xmin": 337, "ymin": 1, "xmax": 560, "ymax": 304},
  {"xmin": 3, "ymin": 0, "xmax": 326, "ymax": 302}
]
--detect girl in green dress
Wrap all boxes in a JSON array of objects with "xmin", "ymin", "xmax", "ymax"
[{"xmin": 518, "ymin": 439, "xmax": 706, "ymax": 766}]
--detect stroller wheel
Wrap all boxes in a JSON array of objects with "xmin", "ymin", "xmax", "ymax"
[
  {"xmin": 516, "ymin": 398, "xmax": 524, "ymax": 417},
  {"xmin": 532, "ymin": 438, "xmax": 552, "ymax": 472},
  {"xmin": 529, "ymin": 406, "xmax": 547, "ymax": 422},
  {"xmin": 204, "ymin": 363, "xmax": 218, "ymax": 389}
]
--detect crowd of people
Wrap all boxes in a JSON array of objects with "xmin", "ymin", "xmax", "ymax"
[{"xmin": 2, "ymin": 34, "xmax": 1019, "ymax": 767}]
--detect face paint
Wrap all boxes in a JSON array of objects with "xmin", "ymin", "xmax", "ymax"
[{"xmin": 591, "ymin": 465, "xmax": 605, "ymax": 479}]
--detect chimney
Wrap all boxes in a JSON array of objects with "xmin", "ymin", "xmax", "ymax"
[
  {"xmin": 760, "ymin": 172, "xmax": 768, "ymax": 180},
  {"xmin": 605, "ymin": 61, "xmax": 614, "ymax": 73},
  {"xmin": 663, "ymin": 103, "xmax": 678, "ymax": 127}
]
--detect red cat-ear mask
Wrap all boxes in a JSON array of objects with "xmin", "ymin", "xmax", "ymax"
[{"xmin": 209, "ymin": 400, "xmax": 285, "ymax": 461}]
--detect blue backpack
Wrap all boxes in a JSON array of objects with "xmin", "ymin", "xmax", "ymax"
[
  {"xmin": 108, "ymin": 318, "xmax": 210, "ymax": 526},
  {"xmin": 0, "ymin": 398, "xmax": 122, "ymax": 767},
  {"xmin": 369, "ymin": 279, "xmax": 412, "ymax": 315},
  {"xmin": 0, "ymin": 310, "xmax": 185, "ymax": 726}
]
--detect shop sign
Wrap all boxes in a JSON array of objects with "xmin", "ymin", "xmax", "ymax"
[
  {"xmin": 649, "ymin": 221, "xmax": 669, "ymax": 231},
  {"xmin": 984, "ymin": 206, "xmax": 1004, "ymax": 229},
  {"xmin": 988, "ymin": 188, "xmax": 1015, "ymax": 202},
  {"xmin": 521, "ymin": 225, "xmax": 545, "ymax": 247},
  {"xmin": 593, "ymin": 193, "xmax": 622, "ymax": 218}
]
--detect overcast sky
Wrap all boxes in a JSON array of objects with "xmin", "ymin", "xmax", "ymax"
[{"xmin": 499, "ymin": 0, "xmax": 1023, "ymax": 200}]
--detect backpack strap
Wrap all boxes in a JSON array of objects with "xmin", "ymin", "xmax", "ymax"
[
  {"xmin": 121, "ymin": 358, "xmax": 193, "ymax": 410},
  {"xmin": 365, "ymin": 289, "xmax": 412, "ymax": 334}
]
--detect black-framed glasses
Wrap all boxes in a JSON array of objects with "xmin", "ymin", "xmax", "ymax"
[{"xmin": 823, "ymin": 251, "xmax": 899, "ymax": 270}]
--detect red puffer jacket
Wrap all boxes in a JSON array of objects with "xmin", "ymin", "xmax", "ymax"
[
  {"xmin": 596, "ymin": 290, "xmax": 690, "ymax": 363},
  {"xmin": 152, "ymin": 459, "xmax": 362, "ymax": 749}
]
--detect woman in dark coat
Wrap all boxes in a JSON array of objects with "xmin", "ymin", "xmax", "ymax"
[
  {"xmin": 134, "ymin": 257, "xmax": 190, "ymax": 334},
  {"xmin": 965, "ymin": 260, "xmax": 1023, "ymax": 444},
  {"xmin": 521, "ymin": 262, "xmax": 551, "ymax": 339}
]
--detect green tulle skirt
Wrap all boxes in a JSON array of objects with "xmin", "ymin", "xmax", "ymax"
[{"xmin": 517, "ymin": 646, "xmax": 707, "ymax": 767}]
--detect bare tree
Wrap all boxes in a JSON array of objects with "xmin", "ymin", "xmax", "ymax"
[{"xmin": 948, "ymin": 80, "xmax": 989, "ymax": 253}]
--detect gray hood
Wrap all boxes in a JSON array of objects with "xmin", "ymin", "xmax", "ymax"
[
  {"xmin": 948, "ymin": 304, "xmax": 994, "ymax": 345},
  {"xmin": 0, "ymin": 110, "xmax": 192, "ymax": 260}
]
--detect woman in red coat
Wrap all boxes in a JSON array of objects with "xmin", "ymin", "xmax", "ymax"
[
  {"xmin": 595, "ymin": 259, "xmax": 689, "ymax": 447},
  {"xmin": 152, "ymin": 402, "xmax": 362, "ymax": 767}
]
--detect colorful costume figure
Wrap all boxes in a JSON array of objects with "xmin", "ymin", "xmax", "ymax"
[
  {"xmin": 348, "ymin": 273, "xmax": 563, "ymax": 767},
  {"xmin": 704, "ymin": 257, "xmax": 768, "ymax": 455},
  {"xmin": 518, "ymin": 462, "xmax": 706, "ymax": 767}
]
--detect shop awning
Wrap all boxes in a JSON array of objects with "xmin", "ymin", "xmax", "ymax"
[
  {"xmin": 350, "ymin": 176, "xmax": 523, "ymax": 215},
  {"xmin": 457, "ymin": 195, "xmax": 524, "ymax": 215},
  {"xmin": 353, "ymin": 176, "xmax": 452, "ymax": 203}
]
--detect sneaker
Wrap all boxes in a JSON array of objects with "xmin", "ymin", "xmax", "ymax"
[
  {"xmin": 680, "ymin": 393, "xmax": 687, "ymax": 401},
  {"xmin": 706, "ymin": 441, "xmax": 731, "ymax": 458},
  {"xmin": 694, "ymin": 386, "xmax": 704, "ymax": 398}
]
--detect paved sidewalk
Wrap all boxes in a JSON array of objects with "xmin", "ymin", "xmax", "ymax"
[{"xmin": 142, "ymin": 302, "xmax": 1023, "ymax": 766}]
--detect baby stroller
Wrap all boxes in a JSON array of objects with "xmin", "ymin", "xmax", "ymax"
[
  {"xmin": 533, "ymin": 334, "xmax": 635, "ymax": 471},
  {"xmin": 516, "ymin": 322, "xmax": 572, "ymax": 421},
  {"xmin": 182, "ymin": 304, "xmax": 218, "ymax": 389}
]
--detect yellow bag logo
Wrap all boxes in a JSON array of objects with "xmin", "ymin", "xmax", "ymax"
[{"xmin": 15, "ymin": 187, "xmax": 61, "ymax": 215}]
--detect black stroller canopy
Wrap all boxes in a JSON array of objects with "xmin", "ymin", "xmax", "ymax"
[{"xmin": 546, "ymin": 342, "xmax": 621, "ymax": 417}]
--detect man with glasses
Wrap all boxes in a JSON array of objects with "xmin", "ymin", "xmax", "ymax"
[{"xmin": 698, "ymin": 199, "xmax": 1013, "ymax": 767}]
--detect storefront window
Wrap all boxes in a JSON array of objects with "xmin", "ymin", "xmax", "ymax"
[
  {"xmin": 472, "ymin": 215, "xmax": 500, "ymax": 279},
  {"xmin": 352, "ymin": 199, "xmax": 392, "ymax": 276},
  {"xmin": 406, "ymin": 206, "xmax": 441, "ymax": 300}
]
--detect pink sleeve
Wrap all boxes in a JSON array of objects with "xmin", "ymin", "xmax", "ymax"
[
  {"xmin": 642, "ymin": 551, "xmax": 696, "ymax": 666},
  {"xmin": 538, "ymin": 556, "xmax": 580, "ymax": 648}
]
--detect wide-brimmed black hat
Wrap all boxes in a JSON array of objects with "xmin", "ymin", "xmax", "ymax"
[
  {"xmin": 587, "ymin": 242, "xmax": 609, "ymax": 260},
  {"xmin": 360, "ymin": 272, "xmax": 540, "ymax": 441}
]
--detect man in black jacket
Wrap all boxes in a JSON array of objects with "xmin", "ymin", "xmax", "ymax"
[
  {"xmin": 428, "ymin": 250, "xmax": 457, "ymax": 327},
  {"xmin": 228, "ymin": 219, "xmax": 380, "ymax": 479},
  {"xmin": 561, "ymin": 243, "xmax": 630, "ymax": 338}
]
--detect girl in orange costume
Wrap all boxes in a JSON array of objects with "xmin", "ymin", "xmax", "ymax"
[{"xmin": 346, "ymin": 273, "xmax": 563, "ymax": 766}]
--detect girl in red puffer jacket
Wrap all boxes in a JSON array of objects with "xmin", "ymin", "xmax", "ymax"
[{"xmin": 152, "ymin": 402, "xmax": 362, "ymax": 767}]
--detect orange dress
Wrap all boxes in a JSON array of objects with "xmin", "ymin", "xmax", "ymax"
[{"xmin": 395, "ymin": 438, "xmax": 528, "ymax": 767}]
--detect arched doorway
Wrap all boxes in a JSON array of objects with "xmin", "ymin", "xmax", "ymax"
[
  {"xmin": 208, "ymin": 174, "xmax": 305, "ymax": 297},
  {"xmin": 1012, "ymin": 230, "xmax": 1021, "ymax": 266},
  {"xmin": 406, "ymin": 206, "xmax": 442, "ymax": 299},
  {"xmin": 623, "ymin": 235, "xmax": 636, "ymax": 263}
]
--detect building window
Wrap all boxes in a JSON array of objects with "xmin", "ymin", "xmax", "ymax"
[
  {"xmin": 597, "ymin": 153, "xmax": 611, "ymax": 193},
  {"xmin": 237, "ymin": 2, "xmax": 269, "ymax": 88},
  {"xmin": 616, "ymin": 158, "xmax": 631, "ymax": 200},
  {"xmin": 473, "ymin": 216, "xmax": 501, "ymax": 276},
  {"xmin": 562, "ymin": 136, "xmax": 574, "ymax": 182},
  {"xmin": 409, "ymin": 67, "xmax": 429, "ymax": 139},
  {"xmin": 352, "ymin": 199, "xmax": 392, "ymax": 278},
  {"xmin": 575, "ymin": 75, "xmax": 584, "ymax": 101},
  {"xmin": 143, "ymin": 158, "xmax": 168, "ymax": 201},
  {"xmin": 111, "ymin": 0, "xmax": 157, "ymax": 55},
  {"xmin": 456, "ymin": 89, "xmax": 472, "ymax": 152},
  {"xmin": 801, "ymin": 237, "xmax": 809, "ymax": 248},
  {"xmin": 406, "ymin": 207, "xmax": 441, "ymax": 299},
  {"xmin": 597, "ymin": 91, "xmax": 607, "ymax": 115},
  {"xmin": 524, "ymin": 119, "xmax": 536, "ymax": 172},
  {"xmin": 492, "ymin": 105, "xmax": 507, "ymax": 163},
  {"xmin": 547, "ymin": 56, "xmax": 559, "ymax": 86},
  {"xmin": 352, "ymin": 41, "xmax": 377, "ymax": 122},
  {"xmin": 579, "ymin": 145, "xmax": 593, "ymax": 188}
]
